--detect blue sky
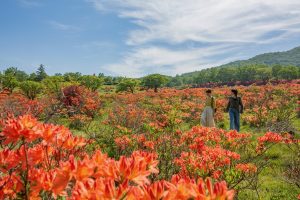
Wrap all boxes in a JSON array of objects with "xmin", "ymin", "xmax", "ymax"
[{"xmin": 1, "ymin": 0, "xmax": 300, "ymax": 77}]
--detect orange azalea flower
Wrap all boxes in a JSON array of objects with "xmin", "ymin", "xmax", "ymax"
[
  {"xmin": 0, "ymin": 115, "xmax": 239, "ymax": 200},
  {"xmin": 144, "ymin": 141, "xmax": 155, "ymax": 150},
  {"xmin": 73, "ymin": 156, "xmax": 95, "ymax": 181},
  {"xmin": 63, "ymin": 135, "xmax": 87, "ymax": 150},
  {"xmin": 139, "ymin": 181, "xmax": 170, "ymax": 200},
  {"xmin": 115, "ymin": 135, "xmax": 132, "ymax": 150},
  {"xmin": 165, "ymin": 177, "xmax": 234, "ymax": 200},
  {"xmin": 93, "ymin": 151, "xmax": 118, "ymax": 179},
  {"xmin": 0, "ymin": 149, "xmax": 20, "ymax": 173},
  {"xmin": 235, "ymin": 163, "xmax": 257, "ymax": 174},
  {"xmin": 118, "ymin": 155, "xmax": 151, "ymax": 185},
  {"xmin": 52, "ymin": 169, "xmax": 71, "ymax": 196},
  {"xmin": 0, "ymin": 173, "xmax": 23, "ymax": 199},
  {"xmin": 1, "ymin": 115, "xmax": 39, "ymax": 144}
]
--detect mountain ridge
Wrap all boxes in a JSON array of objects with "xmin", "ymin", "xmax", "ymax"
[
  {"xmin": 169, "ymin": 46, "xmax": 300, "ymax": 86},
  {"xmin": 217, "ymin": 46, "xmax": 300, "ymax": 68},
  {"xmin": 178, "ymin": 45, "xmax": 300, "ymax": 78}
]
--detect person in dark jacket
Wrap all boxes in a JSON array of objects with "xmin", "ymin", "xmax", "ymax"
[{"xmin": 226, "ymin": 89, "xmax": 243, "ymax": 132}]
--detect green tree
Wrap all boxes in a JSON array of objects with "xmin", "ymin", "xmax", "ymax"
[
  {"xmin": 104, "ymin": 76, "xmax": 113, "ymax": 85},
  {"xmin": 272, "ymin": 65, "xmax": 283, "ymax": 79},
  {"xmin": 1, "ymin": 74, "xmax": 19, "ymax": 93},
  {"xmin": 79, "ymin": 75, "xmax": 104, "ymax": 91},
  {"xmin": 207, "ymin": 68, "xmax": 218, "ymax": 82},
  {"xmin": 4, "ymin": 67, "xmax": 28, "ymax": 81},
  {"xmin": 19, "ymin": 81, "xmax": 43, "ymax": 99},
  {"xmin": 141, "ymin": 74, "xmax": 169, "ymax": 92},
  {"xmin": 63, "ymin": 72, "xmax": 82, "ymax": 82},
  {"xmin": 194, "ymin": 71, "xmax": 207, "ymax": 84},
  {"xmin": 116, "ymin": 78, "xmax": 140, "ymax": 93},
  {"xmin": 54, "ymin": 73, "xmax": 63, "ymax": 76},
  {"xmin": 277, "ymin": 66, "xmax": 299, "ymax": 80},
  {"xmin": 98, "ymin": 73, "xmax": 105, "ymax": 78},
  {"xmin": 216, "ymin": 67, "xmax": 237, "ymax": 82},
  {"xmin": 166, "ymin": 76, "xmax": 183, "ymax": 87},
  {"xmin": 112, "ymin": 77, "xmax": 124, "ymax": 85},
  {"xmin": 35, "ymin": 64, "xmax": 48, "ymax": 81},
  {"xmin": 254, "ymin": 67, "xmax": 272, "ymax": 81},
  {"xmin": 29, "ymin": 73, "xmax": 37, "ymax": 81},
  {"xmin": 42, "ymin": 76, "xmax": 64, "ymax": 94}
]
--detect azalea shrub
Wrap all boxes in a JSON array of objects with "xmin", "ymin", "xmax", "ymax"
[
  {"xmin": 0, "ymin": 115, "xmax": 235, "ymax": 200},
  {"xmin": 282, "ymin": 138, "xmax": 300, "ymax": 191},
  {"xmin": 241, "ymin": 85, "xmax": 298, "ymax": 128},
  {"xmin": 101, "ymin": 83, "xmax": 298, "ymax": 131},
  {"xmin": 39, "ymin": 85, "xmax": 102, "ymax": 128},
  {"xmin": 105, "ymin": 102, "xmax": 149, "ymax": 134},
  {"xmin": 0, "ymin": 81, "xmax": 299, "ymax": 199},
  {"xmin": 89, "ymin": 82, "xmax": 299, "ymax": 198},
  {"xmin": 110, "ymin": 124, "xmax": 298, "ymax": 193},
  {"xmin": 0, "ymin": 90, "xmax": 44, "ymax": 120},
  {"xmin": 62, "ymin": 85, "xmax": 101, "ymax": 118}
]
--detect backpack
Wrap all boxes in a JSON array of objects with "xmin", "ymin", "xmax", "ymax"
[{"xmin": 231, "ymin": 97, "xmax": 242, "ymax": 113}]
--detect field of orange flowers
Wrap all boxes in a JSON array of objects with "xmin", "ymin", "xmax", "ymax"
[{"xmin": 0, "ymin": 81, "xmax": 299, "ymax": 199}]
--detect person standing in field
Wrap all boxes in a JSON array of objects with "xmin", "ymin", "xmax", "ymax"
[
  {"xmin": 201, "ymin": 89, "xmax": 216, "ymax": 127},
  {"xmin": 226, "ymin": 89, "xmax": 244, "ymax": 132}
]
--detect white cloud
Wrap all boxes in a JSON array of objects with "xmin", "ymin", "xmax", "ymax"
[
  {"xmin": 49, "ymin": 21, "xmax": 80, "ymax": 31},
  {"xmin": 88, "ymin": 0, "xmax": 300, "ymax": 77},
  {"xmin": 106, "ymin": 44, "xmax": 241, "ymax": 77},
  {"xmin": 90, "ymin": 0, "xmax": 300, "ymax": 45}
]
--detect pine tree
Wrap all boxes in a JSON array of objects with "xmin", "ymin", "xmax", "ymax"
[{"xmin": 35, "ymin": 64, "xmax": 48, "ymax": 81}]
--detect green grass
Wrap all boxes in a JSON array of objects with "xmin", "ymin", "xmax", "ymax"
[
  {"xmin": 293, "ymin": 118, "xmax": 300, "ymax": 134},
  {"xmin": 238, "ymin": 145, "xmax": 299, "ymax": 199},
  {"xmin": 218, "ymin": 113, "xmax": 300, "ymax": 199},
  {"xmin": 237, "ymin": 129, "xmax": 300, "ymax": 199}
]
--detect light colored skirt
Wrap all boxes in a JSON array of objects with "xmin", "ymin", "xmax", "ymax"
[{"xmin": 201, "ymin": 106, "xmax": 216, "ymax": 127}]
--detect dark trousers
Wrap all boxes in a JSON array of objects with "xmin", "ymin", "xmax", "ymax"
[{"xmin": 229, "ymin": 108, "xmax": 240, "ymax": 132}]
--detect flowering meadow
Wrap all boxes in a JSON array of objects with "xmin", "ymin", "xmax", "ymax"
[{"xmin": 0, "ymin": 81, "xmax": 299, "ymax": 199}]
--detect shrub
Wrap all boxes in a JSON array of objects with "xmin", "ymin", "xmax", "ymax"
[
  {"xmin": 0, "ymin": 115, "xmax": 235, "ymax": 200},
  {"xmin": 62, "ymin": 85, "xmax": 100, "ymax": 116},
  {"xmin": 42, "ymin": 76, "xmax": 65, "ymax": 95},
  {"xmin": 141, "ymin": 74, "xmax": 169, "ymax": 92},
  {"xmin": 19, "ymin": 81, "xmax": 43, "ymax": 100},
  {"xmin": 0, "ymin": 92, "xmax": 43, "ymax": 119},
  {"xmin": 1, "ymin": 74, "xmax": 19, "ymax": 93},
  {"xmin": 79, "ymin": 75, "xmax": 104, "ymax": 91},
  {"xmin": 116, "ymin": 78, "xmax": 140, "ymax": 93}
]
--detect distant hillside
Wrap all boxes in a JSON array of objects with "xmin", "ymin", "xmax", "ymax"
[
  {"xmin": 220, "ymin": 46, "xmax": 300, "ymax": 67},
  {"xmin": 167, "ymin": 46, "xmax": 300, "ymax": 87}
]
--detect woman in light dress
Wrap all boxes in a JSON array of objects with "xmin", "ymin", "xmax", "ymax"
[{"xmin": 201, "ymin": 89, "xmax": 216, "ymax": 127}]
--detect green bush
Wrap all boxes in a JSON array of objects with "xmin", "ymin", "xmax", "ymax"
[
  {"xmin": 19, "ymin": 81, "xmax": 43, "ymax": 100},
  {"xmin": 141, "ymin": 74, "xmax": 169, "ymax": 92},
  {"xmin": 116, "ymin": 78, "xmax": 140, "ymax": 93},
  {"xmin": 1, "ymin": 74, "xmax": 19, "ymax": 93},
  {"xmin": 80, "ymin": 75, "xmax": 104, "ymax": 91},
  {"xmin": 42, "ymin": 76, "xmax": 65, "ymax": 95}
]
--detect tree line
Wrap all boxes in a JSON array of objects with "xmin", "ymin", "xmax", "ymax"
[
  {"xmin": 0, "ymin": 64, "xmax": 299, "ymax": 98},
  {"xmin": 167, "ymin": 64, "xmax": 300, "ymax": 87},
  {"xmin": 0, "ymin": 65, "xmax": 171, "ymax": 97}
]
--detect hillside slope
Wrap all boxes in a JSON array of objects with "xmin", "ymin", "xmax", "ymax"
[
  {"xmin": 220, "ymin": 46, "xmax": 300, "ymax": 67},
  {"xmin": 170, "ymin": 46, "xmax": 300, "ymax": 86}
]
